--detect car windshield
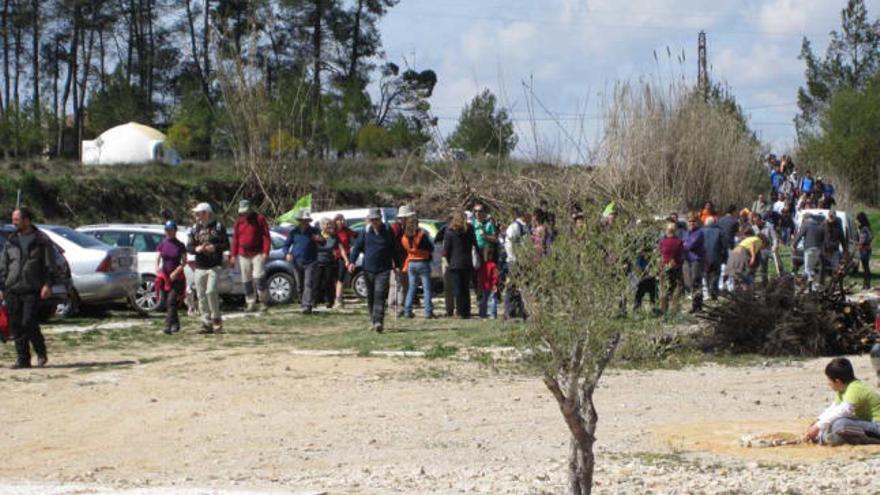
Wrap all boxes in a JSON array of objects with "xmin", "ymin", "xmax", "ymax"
[{"xmin": 46, "ymin": 226, "xmax": 107, "ymax": 248}]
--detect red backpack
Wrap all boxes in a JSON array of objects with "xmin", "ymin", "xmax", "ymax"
[{"xmin": 0, "ymin": 305, "xmax": 10, "ymax": 342}]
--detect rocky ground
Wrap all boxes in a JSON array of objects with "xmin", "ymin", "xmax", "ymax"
[{"xmin": 2, "ymin": 314, "xmax": 880, "ymax": 495}]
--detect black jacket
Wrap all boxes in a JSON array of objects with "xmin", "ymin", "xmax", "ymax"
[
  {"xmin": 443, "ymin": 226, "xmax": 478, "ymax": 271},
  {"xmin": 350, "ymin": 223, "xmax": 396, "ymax": 273},
  {"xmin": 823, "ymin": 220, "xmax": 847, "ymax": 257},
  {"xmin": 187, "ymin": 220, "xmax": 230, "ymax": 269},
  {"xmin": 0, "ymin": 228, "xmax": 57, "ymax": 294}
]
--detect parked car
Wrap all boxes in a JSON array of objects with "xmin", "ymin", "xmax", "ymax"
[
  {"xmin": 791, "ymin": 209, "xmax": 857, "ymax": 271},
  {"xmin": 279, "ymin": 208, "xmax": 398, "ymax": 230},
  {"xmin": 346, "ymin": 219, "xmax": 446, "ymax": 299},
  {"xmin": 0, "ymin": 225, "xmax": 73, "ymax": 318},
  {"xmin": 78, "ymin": 224, "xmax": 297, "ymax": 312},
  {"xmin": 39, "ymin": 225, "xmax": 139, "ymax": 316}
]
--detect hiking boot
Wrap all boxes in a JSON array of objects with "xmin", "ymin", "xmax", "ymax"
[
  {"xmin": 163, "ymin": 326, "xmax": 173, "ymax": 335},
  {"xmin": 302, "ymin": 307, "xmax": 313, "ymax": 315},
  {"xmin": 213, "ymin": 319, "xmax": 224, "ymax": 333},
  {"xmin": 171, "ymin": 323, "xmax": 181, "ymax": 334},
  {"xmin": 373, "ymin": 322, "xmax": 384, "ymax": 334},
  {"xmin": 404, "ymin": 313, "xmax": 415, "ymax": 319},
  {"xmin": 36, "ymin": 354, "xmax": 48, "ymax": 368},
  {"xmin": 10, "ymin": 362, "xmax": 31, "ymax": 370},
  {"xmin": 245, "ymin": 302, "xmax": 257, "ymax": 313},
  {"xmin": 197, "ymin": 320, "xmax": 214, "ymax": 334}
]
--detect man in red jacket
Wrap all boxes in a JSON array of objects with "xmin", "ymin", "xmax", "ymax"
[{"xmin": 230, "ymin": 200, "xmax": 272, "ymax": 312}]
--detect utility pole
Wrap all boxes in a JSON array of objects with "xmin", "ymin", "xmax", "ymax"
[{"xmin": 698, "ymin": 31, "xmax": 709, "ymax": 101}]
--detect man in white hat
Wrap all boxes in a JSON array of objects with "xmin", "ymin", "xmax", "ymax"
[
  {"xmin": 283, "ymin": 208, "xmax": 324, "ymax": 314},
  {"xmin": 349, "ymin": 208, "xmax": 396, "ymax": 332},
  {"xmin": 388, "ymin": 205, "xmax": 415, "ymax": 317},
  {"xmin": 187, "ymin": 202, "xmax": 229, "ymax": 333},
  {"xmin": 230, "ymin": 199, "xmax": 271, "ymax": 312}
]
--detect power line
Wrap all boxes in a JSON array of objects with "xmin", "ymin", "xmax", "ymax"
[{"xmin": 392, "ymin": 10, "xmax": 832, "ymax": 38}]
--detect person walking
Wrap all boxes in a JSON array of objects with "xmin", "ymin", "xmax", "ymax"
[
  {"xmin": 187, "ymin": 203, "xmax": 229, "ymax": 334},
  {"xmin": 230, "ymin": 199, "xmax": 271, "ymax": 312},
  {"xmin": 349, "ymin": 208, "xmax": 396, "ymax": 333},
  {"xmin": 793, "ymin": 214, "xmax": 825, "ymax": 290},
  {"xmin": 284, "ymin": 209, "xmax": 323, "ymax": 314},
  {"xmin": 155, "ymin": 220, "xmax": 187, "ymax": 335},
  {"xmin": 701, "ymin": 217, "xmax": 724, "ymax": 301},
  {"xmin": 388, "ymin": 205, "xmax": 414, "ymax": 317},
  {"xmin": 434, "ymin": 219, "xmax": 456, "ymax": 317},
  {"xmin": 315, "ymin": 218, "xmax": 339, "ymax": 309},
  {"xmin": 857, "ymin": 212, "xmax": 873, "ymax": 290},
  {"xmin": 401, "ymin": 215, "xmax": 434, "ymax": 319},
  {"xmin": 443, "ymin": 209, "xmax": 479, "ymax": 319},
  {"xmin": 823, "ymin": 210, "xmax": 848, "ymax": 285},
  {"xmin": 658, "ymin": 223, "xmax": 684, "ymax": 314},
  {"xmin": 682, "ymin": 214, "xmax": 705, "ymax": 313},
  {"xmin": 478, "ymin": 244, "xmax": 500, "ymax": 319},
  {"xmin": 0, "ymin": 208, "xmax": 56, "ymax": 369},
  {"xmin": 333, "ymin": 214, "xmax": 356, "ymax": 308},
  {"xmin": 503, "ymin": 208, "xmax": 530, "ymax": 320}
]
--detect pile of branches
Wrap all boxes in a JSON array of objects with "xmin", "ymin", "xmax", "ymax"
[{"xmin": 699, "ymin": 272, "xmax": 877, "ymax": 357}]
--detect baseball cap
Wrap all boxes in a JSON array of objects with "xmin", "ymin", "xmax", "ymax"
[
  {"xmin": 164, "ymin": 220, "xmax": 178, "ymax": 231},
  {"xmin": 238, "ymin": 199, "xmax": 252, "ymax": 214},
  {"xmin": 192, "ymin": 203, "xmax": 213, "ymax": 214}
]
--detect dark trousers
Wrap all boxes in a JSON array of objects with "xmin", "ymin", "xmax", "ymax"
[
  {"xmin": 504, "ymin": 286, "xmax": 527, "ymax": 319},
  {"xmin": 686, "ymin": 260, "xmax": 704, "ymax": 311},
  {"xmin": 8, "ymin": 292, "xmax": 46, "ymax": 365},
  {"xmin": 316, "ymin": 262, "xmax": 336, "ymax": 307},
  {"xmin": 705, "ymin": 262, "xmax": 721, "ymax": 300},
  {"xmin": 293, "ymin": 262, "xmax": 319, "ymax": 310},
  {"xmin": 862, "ymin": 252, "xmax": 872, "ymax": 288},
  {"xmin": 634, "ymin": 278, "xmax": 657, "ymax": 309},
  {"xmin": 449, "ymin": 268, "xmax": 473, "ymax": 318},
  {"xmin": 365, "ymin": 270, "xmax": 391, "ymax": 324},
  {"xmin": 160, "ymin": 279, "xmax": 185, "ymax": 329},
  {"xmin": 443, "ymin": 264, "xmax": 455, "ymax": 316}
]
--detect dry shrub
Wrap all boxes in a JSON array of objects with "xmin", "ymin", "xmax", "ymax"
[{"xmin": 592, "ymin": 81, "xmax": 763, "ymax": 211}]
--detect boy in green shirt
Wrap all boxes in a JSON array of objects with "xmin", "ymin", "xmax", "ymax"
[{"xmin": 805, "ymin": 357, "xmax": 880, "ymax": 445}]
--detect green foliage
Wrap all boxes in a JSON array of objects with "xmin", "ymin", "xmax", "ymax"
[
  {"xmin": 447, "ymin": 89, "xmax": 517, "ymax": 157},
  {"xmin": 357, "ymin": 124, "xmax": 392, "ymax": 157},
  {"xmin": 797, "ymin": 0, "xmax": 880, "ymax": 137},
  {"xmin": 0, "ymin": 104, "xmax": 44, "ymax": 158},
  {"xmin": 86, "ymin": 70, "xmax": 152, "ymax": 136},
  {"xmin": 166, "ymin": 85, "xmax": 215, "ymax": 159},
  {"xmin": 800, "ymin": 74, "xmax": 880, "ymax": 205}
]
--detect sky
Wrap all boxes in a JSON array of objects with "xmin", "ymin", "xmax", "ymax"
[{"xmin": 378, "ymin": 0, "xmax": 880, "ymax": 162}]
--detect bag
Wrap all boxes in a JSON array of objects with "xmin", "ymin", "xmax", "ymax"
[{"xmin": 0, "ymin": 305, "xmax": 10, "ymax": 342}]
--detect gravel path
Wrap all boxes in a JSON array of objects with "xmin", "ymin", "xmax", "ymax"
[{"xmin": 2, "ymin": 343, "xmax": 879, "ymax": 494}]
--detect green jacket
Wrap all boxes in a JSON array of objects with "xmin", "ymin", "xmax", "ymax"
[{"xmin": 0, "ymin": 228, "xmax": 57, "ymax": 294}]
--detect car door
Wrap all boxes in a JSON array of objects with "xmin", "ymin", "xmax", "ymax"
[{"xmin": 131, "ymin": 232, "xmax": 165, "ymax": 277}]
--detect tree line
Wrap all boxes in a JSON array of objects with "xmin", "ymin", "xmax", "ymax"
[{"xmin": 0, "ymin": 0, "xmax": 519, "ymax": 161}]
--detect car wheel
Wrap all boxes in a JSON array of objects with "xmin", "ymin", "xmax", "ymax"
[
  {"xmin": 351, "ymin": 271, "xmax": 369, "ymax": 300},
  {"xmin": 266, "ymin": 272, "xmax": 295, "ymax": 305},
  {"xmin": 131, "ymin": 274, "xmax": 162, "ymax": 313},
  {"xmin": 56, "ymin": 288, "xmax": 80, "ymax": 318}
]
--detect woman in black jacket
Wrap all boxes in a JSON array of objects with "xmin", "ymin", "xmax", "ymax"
[{"xmin": 442, "ymin": 209, "xmax": 479, "ymax": 318}]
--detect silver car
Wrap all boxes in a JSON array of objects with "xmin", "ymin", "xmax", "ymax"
[
  {"xmin": 78, "ymin": 224, "xmax": 296, "ymax": 312},
  {"xmin": 40, "ymin": 225, "xmax": 140, "ymax": 316}
]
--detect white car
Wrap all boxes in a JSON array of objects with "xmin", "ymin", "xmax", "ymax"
[{"xmin": 78, "ymin": 224, "xmax": 296, "ymax": 312}]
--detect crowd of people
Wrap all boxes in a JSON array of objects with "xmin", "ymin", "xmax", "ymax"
[{"xmin": 0, "ymin": 153, "xmax": 875, "ymax": 367}]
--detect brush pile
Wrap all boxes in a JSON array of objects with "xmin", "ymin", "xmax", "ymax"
[{"xmin": 699, "ymin": 273, "xmax": 877, "ymax": 357}]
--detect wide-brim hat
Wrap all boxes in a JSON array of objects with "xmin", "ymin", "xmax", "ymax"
[
  {"xmin": 192, "ymin": 202, "xmax": 213, "ymax": 214},
  {"xmin": 398, "ymin": 205, "xmax": 416, "ymax": 218},
  {"xmin": 295, "ymin": 209, "xmax": 312, "ymax": 221},
  {"xmin": 366, "ymin": 208, "xmax": 382, "ymax": 220},
  {"xmin": 238, "ymin": 199, "xmax": 252, "ymax": 214}
]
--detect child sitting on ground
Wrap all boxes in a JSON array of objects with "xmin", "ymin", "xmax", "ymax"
[{"xmin": 805, "ymin": 357, "xmax": 880, "ymax": 445}]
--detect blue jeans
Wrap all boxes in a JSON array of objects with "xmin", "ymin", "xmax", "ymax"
[
  {"xmin": 822, "ymin": 418, "xmax": 880, "ymax": 446},
  {"xmin": 479, "ymin": 290, "xmax": 498, "ymax": 318},
  {"xmin": 405, "ymin": 261, "xmax": 433, "ymax": 317}
]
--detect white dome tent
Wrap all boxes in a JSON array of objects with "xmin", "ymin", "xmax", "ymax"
[{"xmin": 81, "ymin": 122, "xmax": 181, "ymax": 166}]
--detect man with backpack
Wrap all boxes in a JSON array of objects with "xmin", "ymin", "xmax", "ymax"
[
  {"xmin": 230, "ymin": 200, "xmax": 272, "ymax": 312},
  {"xmin": 503, "ymin": 208, "xmax": 530, "ymax": 320}
]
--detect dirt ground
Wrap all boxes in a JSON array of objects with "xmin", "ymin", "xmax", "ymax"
[{"xmin": 3, "ymin": 322, "xmax": 880, "ymax": 494}]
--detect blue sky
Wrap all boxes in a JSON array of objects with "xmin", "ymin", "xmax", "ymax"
[{"xmin": 378, "ymin": 0, "xmax": 879, "ymax": 162}]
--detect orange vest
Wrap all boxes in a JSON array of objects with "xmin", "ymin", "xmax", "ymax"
[{"xmin": 401, "ymin": 231, "xmax": 432, "ymax": 271}]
